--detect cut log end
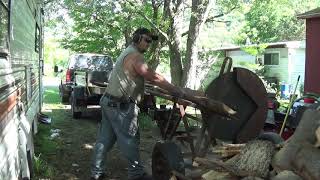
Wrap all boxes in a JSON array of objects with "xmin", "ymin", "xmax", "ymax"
[{"xmin": 225, "ymin": 140, "xmax": 275, "ymax": 178}]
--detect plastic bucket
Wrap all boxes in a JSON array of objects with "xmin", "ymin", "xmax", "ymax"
[{"xmin": 280, "ymin": 84, "xmax": 290, "ymax": 99}]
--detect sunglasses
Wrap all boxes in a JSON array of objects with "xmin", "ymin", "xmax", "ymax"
[{"xmin": 142, "ymin": 36, "xmax": 152, "ymax": 43}]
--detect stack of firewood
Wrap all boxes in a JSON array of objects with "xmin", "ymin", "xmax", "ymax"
[{"xmin": 190, "ymin": 106, "xmax": 320, "ymax": 180}]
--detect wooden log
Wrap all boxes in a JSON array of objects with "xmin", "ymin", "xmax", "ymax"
[
  {"xmin": 145, "ymin": 86, "xmax": 236, "ymax": 117},
  {"xmin": 221, "ymin": 143, "xmax": 246, "ymax": 148},
  {"xmin": 194, "ymin": 157, "xmax": 231, "ymax": 172},
  {"xmin": 212, "ymin": 144, "xmax": 242, "ymax": 157},
  {"xmin": 225, "ymin": 140, "xmax": 275, "ymax": 178},
  {"xmin": 212, "ymin": 149, "xmax": 241, "ymax": 158},
  {"xmin": 272, "ymin": 109, "xmax": 320, "ymax": 180},
  {"xmin": 201, "ymin": 170, "xmax": 237, "ymax": 180},
  {"xmin": 212, "ymin": 143, "xmax": 283, "ymax": 158}
]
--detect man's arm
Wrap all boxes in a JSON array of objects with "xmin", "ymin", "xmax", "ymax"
[{"xmin": 132, "ymin": 54, "xmax": 183, "ymax": 96}]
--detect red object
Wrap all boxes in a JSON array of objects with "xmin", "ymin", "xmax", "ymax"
[
  {"xmin": 66, "ymin": 69, "xmax": 71, "ymax": 82},
  {"xmin": 281, "ymin": 129, "xmax": 295, "ymax": 140},
  {"xmin": 298, "ymin": 9, "xmax": 320, "ymax": 95},
  {"xmin": 304, "ymin": 97, "xmax": 315, "ymax": 104},
  {"xmin": 267, "ymin": 100, "xmax": 274, "ymax": 109}
]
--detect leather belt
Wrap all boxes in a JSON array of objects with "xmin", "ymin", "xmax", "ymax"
[
  {"xmin": 107, "ymin": 101, "xmax": 120, "ymax": 107},
  {"xmin": 104, "ymin": 92, "xmax": 126, "ymax": 102},
  {"xmin": 104, "ymin": 92, "xmax": 132, "ymax": 108}
]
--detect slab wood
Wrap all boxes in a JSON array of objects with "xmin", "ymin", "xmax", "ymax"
[{"xmin": 272, "ymin": 109, "xmax": 320, "ymax": 180}]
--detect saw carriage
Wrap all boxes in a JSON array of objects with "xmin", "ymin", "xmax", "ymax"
[{"xmin": 143, "ymin": 57, "xmax": 272, "ymax": 179}]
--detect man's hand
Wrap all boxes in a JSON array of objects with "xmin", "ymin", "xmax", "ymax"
[{"xmin": 171, "ymin": 87, "xmax": 186, "ymax": 99}]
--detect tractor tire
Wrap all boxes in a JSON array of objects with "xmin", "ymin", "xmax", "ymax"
[{"xmin": 152, "ymin": 141, "xmax": 185, "ymax": 180}]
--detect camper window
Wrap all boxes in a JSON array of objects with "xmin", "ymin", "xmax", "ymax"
[
  {"xmin": 0, "ymin": 0, "xmax": 9, "ymax": 50},
  {"xmin": 264, "ymin": 53, "xmax": 279, "ymax": 65}
]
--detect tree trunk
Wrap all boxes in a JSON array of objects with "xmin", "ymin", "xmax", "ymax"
[
  {"xmin": 164, "ymin": 0, "xmax": 184, "ymax": 86},
  {"xmin": 124, "ymin": 19, "xmax": 132, "ymax": 47},
  {"xmin": 147, "ymin": 0, "xmax": 164, "ymax": 70},
  {"xmin": 182, "ymin": 0, "xmax": 212, "ymax": 88}
]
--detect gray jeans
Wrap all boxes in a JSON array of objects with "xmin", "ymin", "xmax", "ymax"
[{"xmin": 91, "ymin": 95, "xmax": 144, "ymax": 179}]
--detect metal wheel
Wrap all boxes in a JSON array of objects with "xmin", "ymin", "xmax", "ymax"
[
  {"xmin": 71, "ymin": 92, "xmax": 81, "ymax": 119},
  {"xmin": 152, "ymin": 141, "xmax": 185, "ymax": 180}
]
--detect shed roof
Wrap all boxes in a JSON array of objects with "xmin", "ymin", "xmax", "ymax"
[
  {"xmin": 208, "ymin": 41, "xmax": 305, "ymax": 52},
  {"xmin": 297, "ymin": 7, "xmax": 320, "ymax": 19}
]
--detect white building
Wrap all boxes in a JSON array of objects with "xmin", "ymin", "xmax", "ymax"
[{"xmin": 213, "ymin": 41, "xmax": 305, "ymax": 89}]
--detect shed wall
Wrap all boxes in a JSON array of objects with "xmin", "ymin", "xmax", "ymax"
[{"xmin": 304, "ymin": 18, "xmax": 320, "ymax": 94}]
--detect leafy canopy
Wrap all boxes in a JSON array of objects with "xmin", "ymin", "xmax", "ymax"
[{"xmin": 235, "ymin": 0, "xmax": 320, "ymax": 44}]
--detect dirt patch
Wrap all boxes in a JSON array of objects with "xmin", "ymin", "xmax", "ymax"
[{"xmin": 34, "ymin": 86, "xmax": 156, "ymax": 180}]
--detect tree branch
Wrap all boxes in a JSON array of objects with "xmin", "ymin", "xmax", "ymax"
[
  {"xmin": 126, "ymin": 0, "xmax": 169, "ymax": 41},
  {"xmin": 43, "ymin": 0, "xmax": 56, "ymax": 5},
  {"xmin": 205, "ymin": 6, "xmax": 237, "ymax": 23}
]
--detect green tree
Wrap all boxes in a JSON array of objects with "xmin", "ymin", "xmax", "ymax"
[
  {"xmin": 235, "ymin": 0, "xmax": 320, "ymax": 44},
  {"xmin": 44, "ymin": 37, "xmax": 70, "ymax": 68},
  {"xmin": 54, "ymin": 0, "xmax": 241, "ymax": 89}
]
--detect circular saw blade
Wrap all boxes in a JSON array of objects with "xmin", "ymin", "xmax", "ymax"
[{"xmin": 202, "ymin": 68, "xmax": 268, "ymax": 143}]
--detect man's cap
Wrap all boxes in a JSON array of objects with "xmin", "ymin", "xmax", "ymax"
[{"xmin": 133, "ymin": 27, "xmax": 159, "ymax": 41}]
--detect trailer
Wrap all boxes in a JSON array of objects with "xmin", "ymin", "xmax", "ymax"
[{"xmin": 0, "ymin": 0, "xmax": 44, "ymax": 179}]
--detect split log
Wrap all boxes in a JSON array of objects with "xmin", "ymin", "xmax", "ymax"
[
  {"xmin": 272, "ymin": 109, "xmax": 320, "ymax": 180},
  {"xmin": 202, "ymin": 170, "xmax": 237, "ymax": 180},
  {"xmin": 196, "ymin": 141, "xmax": 275, "ymax": 178},
  {"xmin": 221, "ymin": 143, "xmax": 246, "ymax": 148},
  {"xmin": 225, "ymin": 140, "xmax": 275, "ymax": 178},
  {"xmin": 212, "ymin": 143, "xmax": 245, "ymax": 158},
  {"xmin": 212, "ymin": 149, "xmax": 241, "ymax": 158}
]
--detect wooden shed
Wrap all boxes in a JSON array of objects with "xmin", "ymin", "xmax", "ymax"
[{"xmin": 298, "ymin": 8, "xmax": 320, "ymax": 95}]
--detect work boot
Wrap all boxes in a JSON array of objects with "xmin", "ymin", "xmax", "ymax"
[{"xmin": 129, "ymin": 173, "xmax": 153, "ymax": 180}]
